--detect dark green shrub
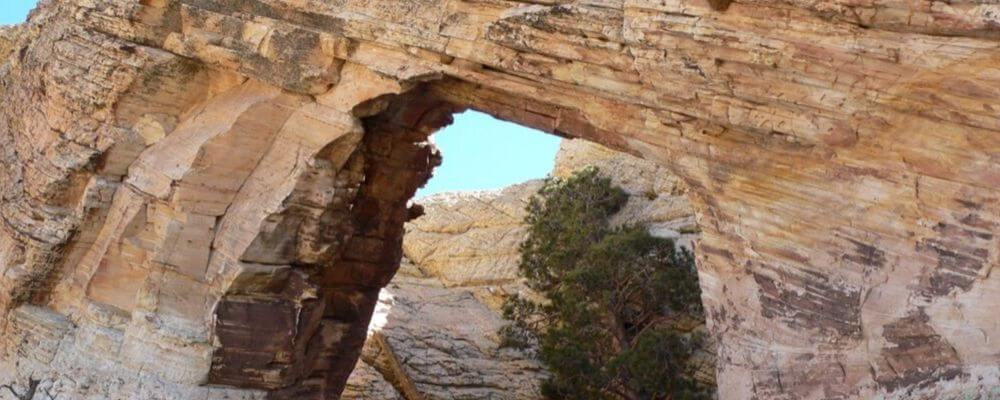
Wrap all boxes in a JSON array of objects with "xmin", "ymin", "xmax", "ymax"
[{"xmin": 501, "ymin": 167, "xmax": 711, "ymax": 400}]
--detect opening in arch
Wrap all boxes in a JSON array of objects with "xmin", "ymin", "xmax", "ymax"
[
  {"xmin": 202, "ymin": 80, "xmax": 714, "ymax": 399},
  {"xmin": 415, "ymin": 110, "xmax": 561, "ymax": 199},
  {"xmin": 341, "ymin": 87, "xmax": 716, "ymax": 399}
]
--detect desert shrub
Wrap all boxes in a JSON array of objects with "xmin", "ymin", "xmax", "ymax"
[{"xmin": 501, "ymin": 167, "xmax": 711, "ymax": 400}]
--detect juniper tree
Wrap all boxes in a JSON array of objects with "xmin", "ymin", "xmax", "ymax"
[{"xmin": 500, "ymin": 167, "xmax": 711, "ymax": 400}]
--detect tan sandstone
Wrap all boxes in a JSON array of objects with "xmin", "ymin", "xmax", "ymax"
[{"xmin": 0, "ymin": 0, "xmax": 997, "ymax": 399}]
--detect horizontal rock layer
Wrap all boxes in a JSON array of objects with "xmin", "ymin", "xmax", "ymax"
[{"xmin": 0, "ymin": 0, "xmax": 997, "ymax": 399}]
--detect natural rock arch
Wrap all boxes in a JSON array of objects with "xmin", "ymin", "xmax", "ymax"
[{"xmin": 0, "ymin": 1, "xmax": 996, "ymax": 399}]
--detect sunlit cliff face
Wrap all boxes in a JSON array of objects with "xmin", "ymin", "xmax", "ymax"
[{"xmin": 1, "ymin": 0, "xmax": 998, "ymax": 398}]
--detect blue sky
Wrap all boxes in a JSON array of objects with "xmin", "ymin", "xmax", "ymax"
[
  {"xmin": 1, "ymin": 0, "xmax": 36, "ymax": 25},
  {"xmin": 1, "ymin": 2, "xmax": 559, "ymax": 197},
  {"xmin": 417, "ymin": 111, "xmax": 560, "ymax": 198}
]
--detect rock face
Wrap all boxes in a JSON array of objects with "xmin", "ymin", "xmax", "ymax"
[
  {"xmin": 0, "ymin": 0, "xmax": 997, "ymax": 399},
  {"xmin": 349, "ymin": 260, "xmax": 548, "ymax": 400},
  {"xmin": 402, "ymin": 181, "xmax": 543, "ymax": 290},
  {"xmin": 344, "ymin": 139, "xmax": 707, "ymax": 399},
  {"xmin": 344, "ymin": 181, "xmax": 548, "ymax": 400}
]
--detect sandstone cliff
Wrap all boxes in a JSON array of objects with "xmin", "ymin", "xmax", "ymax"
[
  {"xmin": 1, "ymin": 0, "xmax": 997, "ymax": 398},
  {"xmin": 342, "ymin": 139, "xmax": 709, "ymax": 399}
]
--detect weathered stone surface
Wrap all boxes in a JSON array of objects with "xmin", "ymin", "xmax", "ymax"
[
  {"xmin": 357, "ymin": 264, "xmax": 548, "ymax": 399},
  {"xmin": 403, "ymin": 181, "xmax": 541, "ymax": 288},
  {"xmin": 342, "ymin": 359, "xmax": 404, "ymax": 400},
  {"xmin": 0, "ymin": 0, "xmax": 997, "ymax": 399}
]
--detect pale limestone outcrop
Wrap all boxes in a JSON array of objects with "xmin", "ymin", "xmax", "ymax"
[
  {"xmin": 402, "ymin": 181, "xmax": 541, "ymax": 288},
  {"xmin": 0, "ymin": 0, "xmax": 997, "ymax": 399},
  {"xmin": 355, "ymin": 262, "xmax": 548, "ymax": 400}
]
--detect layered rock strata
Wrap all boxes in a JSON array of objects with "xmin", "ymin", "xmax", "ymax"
[
  {"xmin": 345, "ymin": 259, "xmax": 548, "ymax": 400},
  {"xmin": 0, "ymin": 0, "xmax": 997, "ymax": 399}
]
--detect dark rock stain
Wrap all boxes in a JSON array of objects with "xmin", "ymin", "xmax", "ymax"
[
  {"xmin": 753, "ymin": 263, "xmax": 862, "ymax": 341},
  {"xmin": 919, "ymin": 238, "xmax": 988, "ymax": 297},
  {"xmin": 874, "ymin": 309, "xmax": 966, "ymax": 393},
  {"xmin": 843, "ymin": 239, "xmax": 886, "ymax": 270}
]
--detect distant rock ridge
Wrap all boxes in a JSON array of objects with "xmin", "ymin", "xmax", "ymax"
[{"xmin": 343, "ymin": 139, "xmax": 712, "ymax": 399}]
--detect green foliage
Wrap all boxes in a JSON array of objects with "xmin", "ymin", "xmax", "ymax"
[{"xmin": 501, "ymin": 167, "xmax": 712, "ymax": 400}]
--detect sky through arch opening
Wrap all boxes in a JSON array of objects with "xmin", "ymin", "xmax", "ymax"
[
  {"xmin": 1, "ymin": 0, "xmax": 36, "ymax": 25},
  {"xmin": 415, "ymin": 110, "xmax": 561, "ymax": 198}
]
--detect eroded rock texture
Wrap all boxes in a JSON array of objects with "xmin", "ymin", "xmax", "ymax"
[
  {"xmin": 350, "ymin": 260, "xmax": 548, "ymax": 400},
  {"xmin": 0, "ymin": 0, "xmax": 997, "ymax": 399}
]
